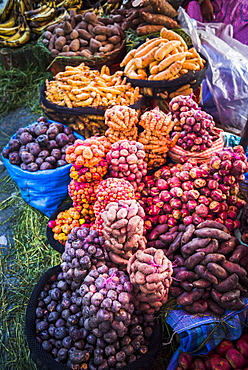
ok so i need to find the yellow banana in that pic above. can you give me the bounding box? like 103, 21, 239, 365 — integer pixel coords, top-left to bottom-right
0, 21, 31, 46
0, 24, 20, 36
24, 3, 49, 18
32, 8, 68, 33
28, 6, 56, 22
0, 15, 16, 28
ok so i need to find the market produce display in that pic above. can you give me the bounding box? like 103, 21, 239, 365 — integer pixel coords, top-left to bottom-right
177, 333, 248, 370
1, 117, 78, 171
121, 27, 205, 81
41, 10, 125, 58
44, 63, 142, 108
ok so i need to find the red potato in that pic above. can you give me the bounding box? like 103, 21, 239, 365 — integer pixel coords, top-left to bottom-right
175, 270, 199, 282
196, 239, 219, 254
220, 261, 247, 278
206, 299, 225, 316
209, 356, 231, 370
207, 262, 228, 280
177, 288, 204, 306
236, 338, 248, 358
215, 339, 234, 357
147, 223, 168, 240
192, 358, 206, 370
193, 279, 211, 288
225, 348, 245, 369
169, 286, 184, 297
184, 300, 208, 314
213, 273, 239, 293
184, 252, 206, 270
201, 253, 226, 265
181, 224, 195, 245
196, 220, 228, 231
216, 237, 238, 255
220, 290, 240, 302
178, 352, 193, 370
229, 244, 248, 263
181, 237, 211, 255
194, 228, 231, 241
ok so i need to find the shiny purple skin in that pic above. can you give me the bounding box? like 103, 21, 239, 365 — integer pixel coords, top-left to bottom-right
19, 132, 33, 145
8, 138, 21, 152
55, 133, 69, 148
26, 162, 39, 172
34, 123, 47, 136
8, 151, 21, 165
36, 134, 49, 147
26, 142, 41, 156
40, 162, 54, 170
21, 152, 34, 164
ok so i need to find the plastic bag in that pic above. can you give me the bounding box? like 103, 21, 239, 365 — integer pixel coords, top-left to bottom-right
177, 7, 248, 134
166, 299, 248, 370
2, 120, 84, 217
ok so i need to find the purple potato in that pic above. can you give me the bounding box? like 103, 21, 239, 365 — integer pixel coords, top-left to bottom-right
36, 134, 49, 147
19, 132, 33, 145
2, 147, 10, 158
57, 348, 68, 361
68, 133, 76, 142
47, 311, 60, 323
51, 149, 61, 160
9, 151, 21, 165
54, 326, 67, 340
61, 144, 71, 154
35, 157, 43, 167
46, 156, 57, 165
8, 139, 20, 151
26, 142, 41, 156
70, 349, 90, 364
16, 127, 29, 137
20, 163, 28, 170
34, 123, 47, 136
21, 152, 34, 164
46, 140, 58, 151
41, 340, 53, 352
46, 125, 60, 139
62, 336, 73, 349
56, 133, 69, 147
40, 162, 54, 170
63, 126, 73, 135
38, 150, 49, 159
26, 162, 39, 172
37, 116, 48, 123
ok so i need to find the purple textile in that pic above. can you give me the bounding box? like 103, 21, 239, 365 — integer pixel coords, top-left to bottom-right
185, 0, 248, 45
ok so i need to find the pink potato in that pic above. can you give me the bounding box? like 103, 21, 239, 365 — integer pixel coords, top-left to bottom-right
236, 338, 248, 358
225, 348, 245, 369
215, 339, 234, 357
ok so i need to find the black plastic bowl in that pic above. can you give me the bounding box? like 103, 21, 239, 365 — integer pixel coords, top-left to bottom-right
25, 265, 163, 370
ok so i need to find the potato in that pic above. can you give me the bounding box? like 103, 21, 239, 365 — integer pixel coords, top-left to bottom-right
108, 35, 122, 45
83, 11, 98, 24
99, 44, 115, 53
62, 44, 70, 52
76, 21, 88, 30
90, 38, 101, 51
44, 30, 53, 40
55, 36, 67, 51
79, 39, 88, 47
63, 21, 73, 35
93, 25, 112, 37
77, 28, 91, 40
95, 34, 107, 42
70, 29, 79, 39
69, 39, 80, 52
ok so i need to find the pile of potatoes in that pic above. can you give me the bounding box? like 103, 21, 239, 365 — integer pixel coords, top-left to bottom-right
42, 9, 125, 58
101, 200, 146, 269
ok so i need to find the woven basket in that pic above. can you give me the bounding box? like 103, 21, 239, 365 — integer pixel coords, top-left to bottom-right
48, 41, 127, 75
125, 53, 209, 99
40, 84, 148, 138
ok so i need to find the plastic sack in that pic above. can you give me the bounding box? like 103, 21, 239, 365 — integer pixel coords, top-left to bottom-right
2, 120, 84, 217
166, 299, 248, 370
177, 7, 248, 135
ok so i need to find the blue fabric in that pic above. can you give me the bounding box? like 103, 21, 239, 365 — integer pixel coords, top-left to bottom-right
166, 299, 248, 370
2, 120, 84, 217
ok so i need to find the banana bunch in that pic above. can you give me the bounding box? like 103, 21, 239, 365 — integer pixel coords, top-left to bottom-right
0, 15, 31, 47
24, 2, 69, 34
